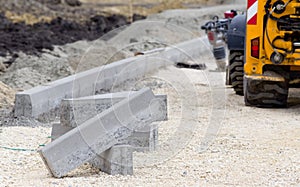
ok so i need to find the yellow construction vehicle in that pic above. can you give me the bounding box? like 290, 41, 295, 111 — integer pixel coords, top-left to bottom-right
226, 0, 300, 107
202, 0, 300, 107
243, 0, 300, 107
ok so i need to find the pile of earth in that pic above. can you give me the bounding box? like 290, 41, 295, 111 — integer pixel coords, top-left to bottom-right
0, 13, 128, 64
0, 0, 146, 66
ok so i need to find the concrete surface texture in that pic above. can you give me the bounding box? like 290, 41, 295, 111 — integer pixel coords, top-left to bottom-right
14, 37, 207, 118
39, 88, 165, 177
52, 122, 159, 152
60, 91, 167, 127
89, 144, 134, 176
52, 122, 158, 175
60, 92, 129, 127
52, 120, 157, 175
59, 91, 167, 153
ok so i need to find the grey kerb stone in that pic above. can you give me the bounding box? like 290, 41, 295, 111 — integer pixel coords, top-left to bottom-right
39, 88, 167, 178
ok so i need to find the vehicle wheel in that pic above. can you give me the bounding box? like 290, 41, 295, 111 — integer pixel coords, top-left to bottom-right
229, 51, 244, 95
213, 46, 226, 60
244, 72, 288, 107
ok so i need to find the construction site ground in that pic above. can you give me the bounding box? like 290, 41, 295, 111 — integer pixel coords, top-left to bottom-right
1, 0, 300, 186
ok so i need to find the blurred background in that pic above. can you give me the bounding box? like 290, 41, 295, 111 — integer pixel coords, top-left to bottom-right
0, 0, 237, 108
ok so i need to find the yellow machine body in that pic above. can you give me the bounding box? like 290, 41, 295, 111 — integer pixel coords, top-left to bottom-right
244, 0, 300, 77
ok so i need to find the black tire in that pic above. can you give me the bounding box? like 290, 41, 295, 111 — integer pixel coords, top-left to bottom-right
244, 73, 288, 108
229, 51, 244, 95
213, 46, 226, 60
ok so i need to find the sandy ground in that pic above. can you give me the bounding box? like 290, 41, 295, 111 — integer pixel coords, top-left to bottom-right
1, 57, 300, 186
1, 1, 300, 186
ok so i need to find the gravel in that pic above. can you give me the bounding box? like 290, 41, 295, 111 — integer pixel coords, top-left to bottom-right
1, 64, 300, 186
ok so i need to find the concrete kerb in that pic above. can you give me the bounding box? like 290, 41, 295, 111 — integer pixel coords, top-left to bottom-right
60, 92, 128, 127
60, 91, 167, 127
51, 124, 157, 175
51, 123, 135, 175
52, 123, 159, 153
58, 91, 167, 152
14, 37, 209, 118
89, 144, 134, 176
39, 88, 165, 178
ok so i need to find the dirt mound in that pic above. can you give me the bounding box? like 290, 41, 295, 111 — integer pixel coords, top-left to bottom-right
0, 49, 74, 90
0, 0, 151, 66
0, 13, 128, 65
